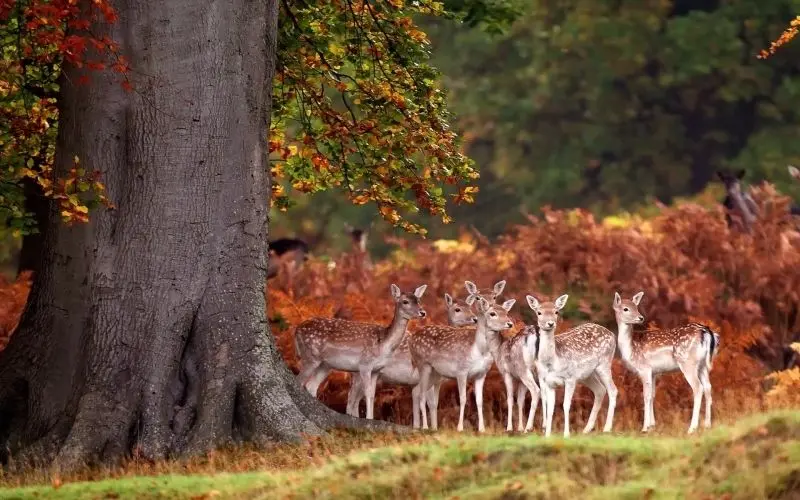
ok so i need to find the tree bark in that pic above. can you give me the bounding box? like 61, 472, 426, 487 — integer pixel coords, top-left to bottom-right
0, 0, 392, 470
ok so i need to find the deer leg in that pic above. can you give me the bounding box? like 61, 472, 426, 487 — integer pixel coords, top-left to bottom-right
475, 374, 487, 433
520, 373, 540, 433
650, 373, 659, 429
641, 369, 654, 432
346, 374, 364, 417
562, 379, 577, 438
456, 374, 468, 432
516, 380, 526, 431
539, 373, 548, 432
596, 363, 617, 433
502, 373, 515, 432
297, 360, 322, 394
305, 365, 331, 397
544, 382, 556, 437
581, 373, 606, 434
360, 367, 377, 420
699, 366, 713, 429
679, 361, 703, 434
411, 384, 421, 429
418, 365, 432, 430
429, 373, 443, 431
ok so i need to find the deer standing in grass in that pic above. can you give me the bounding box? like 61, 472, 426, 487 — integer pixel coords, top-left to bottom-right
345, 293, 478, 427
485, 323, 542, 432
411, 295, 516, 432
294, 284, 428, 420
527, 294, 618, 437
613, 292, 720, 434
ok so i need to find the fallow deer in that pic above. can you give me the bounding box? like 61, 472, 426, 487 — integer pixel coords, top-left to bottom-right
613, 291, 720, 434
267, 237, 309, 280
294, 283, 428, 419
717, 169, 760, 232
410, 296, 516, 432
464, 279, 506, 304
485, 324, 541, 432
527, 294, 618, 437
345, 293, 478, 427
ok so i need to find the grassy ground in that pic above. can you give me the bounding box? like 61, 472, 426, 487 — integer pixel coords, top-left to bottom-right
1, 411, 799, 500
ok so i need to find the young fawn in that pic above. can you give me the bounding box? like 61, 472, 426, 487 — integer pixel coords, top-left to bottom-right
345, 293, 478, 427
613, 292, 720, 434
410, 296, 516, 432
294, 283, 427, 419
485, 323, 541, 432
527, 294, 618, 437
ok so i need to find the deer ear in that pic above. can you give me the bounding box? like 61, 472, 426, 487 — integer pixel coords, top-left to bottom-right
614, 292, 622, 307
525, 295, 539, 310
465, 294, 476, 306
716, 170, 725, 181
501, 298, 516, 312
555, 294, 569, 310
789, 165, 800, 179
477, 297, 490, 313
632, 291, 644, 305
414, 284, 427, 299
736, 169, 746, 179
344, 222, 353, 232
493, 280, 507, 295
444, 293, 453, 307
390, 284, 401, 300
464, 281, 478, 295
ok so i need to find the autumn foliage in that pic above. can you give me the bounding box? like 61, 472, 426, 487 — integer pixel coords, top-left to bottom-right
267, 185, 800, 430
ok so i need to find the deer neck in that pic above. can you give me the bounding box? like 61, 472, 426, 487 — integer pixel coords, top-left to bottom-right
616, 320, 636, 362
484, 328, 504, 361
537, 326, 557, 365
473, 316, 494, 355
729, 188, 757, 225
381, 308, 410, 350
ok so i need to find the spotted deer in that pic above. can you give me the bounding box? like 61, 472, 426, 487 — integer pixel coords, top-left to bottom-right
345, 293, 478, 427
527, 294, 618, 437
294, 283, 428, 419
485, 324, 541, 432
410, 296, 516, 432
613, 292, 720, 434
464, 279, 506, 305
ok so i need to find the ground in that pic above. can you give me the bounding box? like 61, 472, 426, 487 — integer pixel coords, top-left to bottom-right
1, 410, 798, 499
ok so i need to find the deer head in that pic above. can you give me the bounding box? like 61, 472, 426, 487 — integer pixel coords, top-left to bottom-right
716, 169, 746, 195
344, 222, 371, 253
475, 296, 516, 331
525, 294, 568, 333
789, 165, 800, 181
390, 283, 428, 320
613, 291, 645, 326
444, 293, 478, 325
464, 279, 506, 304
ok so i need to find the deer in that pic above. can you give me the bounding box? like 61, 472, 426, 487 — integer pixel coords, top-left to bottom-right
410, 295, 516, 432
294, 283, 427, 420
717, 169, 760, 233
345, 292, 478, 428
526, 294, 618, 437
267, 237, 309, 280
613, 291, 720, 434
485, 323, 542, 432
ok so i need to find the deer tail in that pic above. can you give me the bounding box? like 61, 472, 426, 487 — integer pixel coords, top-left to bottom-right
701, 326, 719, 369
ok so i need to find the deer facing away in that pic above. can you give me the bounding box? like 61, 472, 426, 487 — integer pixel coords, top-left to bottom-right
345, 293, 478, 427
294, 283, 427, 419
613, 292, 720, 434
527, 294, 618, 437
410, 295, 516, 432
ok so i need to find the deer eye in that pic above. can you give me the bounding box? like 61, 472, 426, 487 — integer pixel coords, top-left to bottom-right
555, 311, 559, 315
402, 299, 410, 305
455, 308, 461, 312
623, 307, 629, 312
537, 311, 542, 316
489, 311, 497, 317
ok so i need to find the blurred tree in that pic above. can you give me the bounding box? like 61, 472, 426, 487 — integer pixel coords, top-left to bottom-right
421, 1, 800, 236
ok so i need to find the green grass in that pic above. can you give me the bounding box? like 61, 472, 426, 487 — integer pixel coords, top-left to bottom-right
2, 411, 799, 500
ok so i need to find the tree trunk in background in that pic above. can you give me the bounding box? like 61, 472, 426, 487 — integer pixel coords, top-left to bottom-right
0, 0, 383, 469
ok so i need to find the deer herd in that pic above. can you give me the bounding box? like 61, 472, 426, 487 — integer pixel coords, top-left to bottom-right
294, 280, 721, 437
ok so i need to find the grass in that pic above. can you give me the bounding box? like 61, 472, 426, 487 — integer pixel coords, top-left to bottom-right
1, 410, 798, 499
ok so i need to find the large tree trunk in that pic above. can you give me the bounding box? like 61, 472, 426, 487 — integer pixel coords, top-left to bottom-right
0, 0, 386, 470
